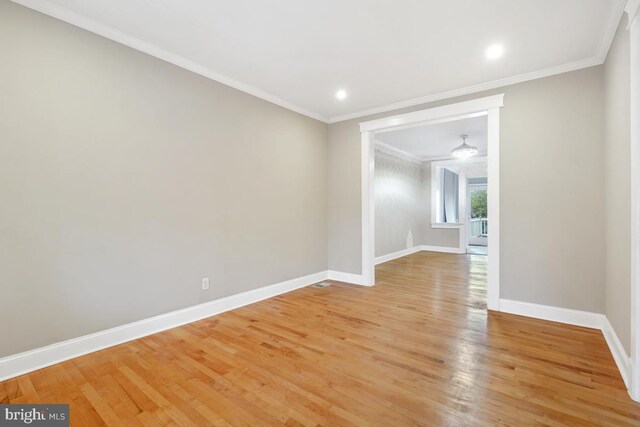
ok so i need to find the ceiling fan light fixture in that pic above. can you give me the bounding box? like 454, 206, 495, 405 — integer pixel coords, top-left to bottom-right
451, 134, 478, 159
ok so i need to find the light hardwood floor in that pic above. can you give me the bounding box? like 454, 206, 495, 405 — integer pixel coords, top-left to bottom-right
1, 251, 639, 426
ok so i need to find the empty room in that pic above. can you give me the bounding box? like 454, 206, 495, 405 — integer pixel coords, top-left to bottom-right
1, 0, 640, 425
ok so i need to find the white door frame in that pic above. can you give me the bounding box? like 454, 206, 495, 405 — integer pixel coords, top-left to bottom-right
359, 94, 504, 310
627, 0, 640, 403
467, 181, 489, 248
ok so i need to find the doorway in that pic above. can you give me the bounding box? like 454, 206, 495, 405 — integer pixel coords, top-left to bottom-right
359, 94, 503, 310
467, 177, 488, 255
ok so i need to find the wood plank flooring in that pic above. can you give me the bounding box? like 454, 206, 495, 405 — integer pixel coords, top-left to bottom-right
2, 251, 639, 426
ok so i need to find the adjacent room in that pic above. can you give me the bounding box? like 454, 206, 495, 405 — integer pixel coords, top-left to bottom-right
374, 115, 490, 261
2, 0, 640, 425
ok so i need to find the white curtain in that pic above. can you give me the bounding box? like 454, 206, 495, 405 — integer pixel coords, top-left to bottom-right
442, 168, 459, 223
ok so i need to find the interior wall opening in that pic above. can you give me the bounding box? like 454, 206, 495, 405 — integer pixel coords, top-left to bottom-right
371, 114, 489, 297
359, 94, 503, 309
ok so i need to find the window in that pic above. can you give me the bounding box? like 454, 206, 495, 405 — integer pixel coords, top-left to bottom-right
438, 168, 459, 223
430, 160, 468, 227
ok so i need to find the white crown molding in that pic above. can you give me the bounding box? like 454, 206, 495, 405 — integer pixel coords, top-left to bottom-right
375, 140, 488, 164
597, 0, 628, 61
331, 57, 598, 123
11, 0, 625, 126
430, 156, 489, 167
374, 141, 423, 164
626, 0, 640, 26
9, 0, 329, 123
331, 1, 626, 124
422, 151, 488, 163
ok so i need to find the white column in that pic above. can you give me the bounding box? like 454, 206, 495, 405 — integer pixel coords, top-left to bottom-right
361, 131, 375, 286
487, 107, 501, 311
627, 0, 640, 402
458, 172, 468, 254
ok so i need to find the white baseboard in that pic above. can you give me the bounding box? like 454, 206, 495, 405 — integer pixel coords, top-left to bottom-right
602, 317, 632, 389
420, 245, 462, 254
327, 270, 366, 286
499, 298, 632, 393
499, 299, 605, 329
374, 245, 463, 266
2, 271, 634, 402
374, 246, 422, 265
0, 271, 327, 382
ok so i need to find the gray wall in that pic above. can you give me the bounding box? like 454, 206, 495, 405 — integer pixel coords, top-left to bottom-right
603, 20, 631, 354
0, 0, 623, 360
0, 1, 328, 357
327, 120, 362, 273
374, 150, 424, 257
373, 150, 462, 258
328, 67, 606, 313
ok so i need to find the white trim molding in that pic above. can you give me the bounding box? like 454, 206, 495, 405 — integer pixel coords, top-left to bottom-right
499, 299, 632, 391
361, 131, 376, 286
499, 299, 604, 329
627, 0, 640, 403
331, 1, 626, 124
359, 95, 504, 133
9, 0, 328, 123
431, 223, 462, 229
374, 141, 423, 164
486, 108, 500, 311
327, 270, 365, 285
603, 318, 632, 389
429, 156, 488, 240
626, 0, 640, 27
420, 245, 461, 254
0, 266, 375, 381
421, 152, 488, 163
331, 59, 595, 123
11, 0, 625, 124
0, 271, 329, 381
598, 0, 630, 61
11, 0, 626, 125
374, 246, 422, 265
374, 245, 461, 265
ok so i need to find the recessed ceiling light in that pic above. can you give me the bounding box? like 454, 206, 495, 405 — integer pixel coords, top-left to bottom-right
336, 89, 347, 100
485, 44, 504, 60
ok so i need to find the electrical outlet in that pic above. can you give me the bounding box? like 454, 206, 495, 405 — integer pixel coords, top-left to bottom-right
201, 277, 210, 290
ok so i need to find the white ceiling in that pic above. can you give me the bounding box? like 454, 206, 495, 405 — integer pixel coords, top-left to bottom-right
376, 115, 487, 160
14, 0, 625, 122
